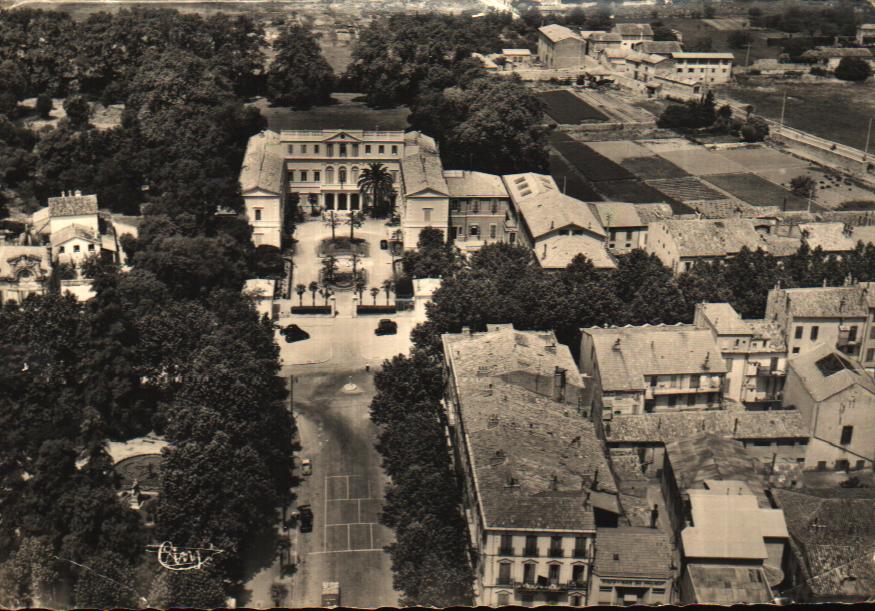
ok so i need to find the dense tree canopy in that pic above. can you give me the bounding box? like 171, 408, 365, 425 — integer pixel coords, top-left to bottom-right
267, 23, 334, 108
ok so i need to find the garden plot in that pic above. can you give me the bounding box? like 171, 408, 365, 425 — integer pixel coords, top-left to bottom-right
552, 140, 636, 182
703, 174, 812, 211
650, 147, 748, 176
595, 180, 690, 211
587, 140, 689, 179
549, 153, 604, 202
539, 90, 609, 124
647, 177, 730, 202
755, 167, 875, 210
716, 146, 810, 173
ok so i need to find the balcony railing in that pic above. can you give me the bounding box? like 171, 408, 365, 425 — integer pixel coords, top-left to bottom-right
523, 547, 539, 557
548, 547, 564, 558
573, 548, 587, 559
756, 365, 785, 377
514, 580, 582, 592
498, 546, 515, 556
497, 577, 513, 586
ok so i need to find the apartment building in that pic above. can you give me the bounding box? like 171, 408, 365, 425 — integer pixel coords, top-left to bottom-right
442, 324, 618, 607
580, 325, 728, 419
764, 285, 875, 361
783, 344, 875, 472
444, 170, 517, 253
694, 303, 787, 407
537, 24, 584, 69
669, 52, 734, 84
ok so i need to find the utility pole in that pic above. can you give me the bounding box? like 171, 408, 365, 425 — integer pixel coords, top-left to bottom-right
779, 90, 787, 127
745, 42, 752, 67
807, 184, 815, 214
865, 117, 873, 160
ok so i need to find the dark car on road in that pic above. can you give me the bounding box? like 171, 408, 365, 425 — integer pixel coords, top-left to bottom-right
374, 319, 397, 336
280, 324, 310, 343
297, 504, 313, 533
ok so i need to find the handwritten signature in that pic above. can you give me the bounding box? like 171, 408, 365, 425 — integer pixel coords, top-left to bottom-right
147, 541, 224, 571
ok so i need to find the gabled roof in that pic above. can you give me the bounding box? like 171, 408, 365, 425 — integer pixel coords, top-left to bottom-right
589, 31, 624, 43
665, 435, 765, 499
635, 40, 684, 55
654, 219, 799, 258
802, 46, 873, 59
593, 202, 644, 228
50, 224, 100, 246
585, 324, 727, 392
594, 527, 673, 579
799, 222, 857, 252
686, 564, 772, 604
787, 343, 875, 402
442, 325, 616, 531
770, 285, 873, 319
537, 234, 616, 270
538, 23, 582, 43
443, 170, 508, 199
517, 191, 606, 239
240, 130, 283, 195
401, 132, 448, 197
697, 303, 752, 335
47, 193, 98, 217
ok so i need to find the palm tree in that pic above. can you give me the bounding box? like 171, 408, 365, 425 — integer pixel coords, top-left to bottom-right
295, 283, 306, 306
355, 276, 366, 302
357, 163, 395, 218
382, 279, 394, 305
321, 255, 338, 285
308, 281, 319, 305
370, 287, 380, 305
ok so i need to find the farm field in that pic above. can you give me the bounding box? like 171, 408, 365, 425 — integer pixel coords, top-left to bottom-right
645, 145, 748, 176
549, 153, 604, 202
716, 78, 875, 151
595, 179, 690, 212
757, 167, 875, 209
552, 140, 636, 182
586, 140, 689, 179
538, 90, 609, 124
703, 173, 813, 211
647, 176, 728, 202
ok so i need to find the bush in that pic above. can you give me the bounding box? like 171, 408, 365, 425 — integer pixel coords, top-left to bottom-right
835, 57, 872, 82
740, 116, 770, 142
790, 175, 816, 197
357, 305, 397, 315
291, 305, 332, 314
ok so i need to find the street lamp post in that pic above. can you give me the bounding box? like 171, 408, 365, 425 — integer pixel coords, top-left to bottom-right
779, 91, 787, 127
865, 117, 873, 160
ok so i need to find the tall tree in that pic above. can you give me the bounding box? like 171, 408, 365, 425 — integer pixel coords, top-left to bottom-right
357, 163, 395, 218
266, 23, 334, 109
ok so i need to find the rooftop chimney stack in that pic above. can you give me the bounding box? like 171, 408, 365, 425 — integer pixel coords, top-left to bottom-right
650, 504, 659, 529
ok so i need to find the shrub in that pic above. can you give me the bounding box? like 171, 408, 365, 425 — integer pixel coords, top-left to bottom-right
740, 116, 770, 142
790, 175, 816, 197
835, 57, 872, 82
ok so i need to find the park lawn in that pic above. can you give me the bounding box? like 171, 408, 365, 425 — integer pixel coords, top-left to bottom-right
716, 78, 875, 151
703, 173, 811, 210
538, 90, 609, 124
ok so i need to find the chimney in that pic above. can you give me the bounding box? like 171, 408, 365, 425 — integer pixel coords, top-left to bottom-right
703, 352, 711, 369
74, 189, 82, 197
462, 326, 471, 336
613, 338, 622, 351
591, 469, 599, 491
550, 474, 559, 491
546, 340, 557, 354
733, 418, 739, 435
542, 244, 547, 259
584, 490, 591, 509
650, 504, 659, 529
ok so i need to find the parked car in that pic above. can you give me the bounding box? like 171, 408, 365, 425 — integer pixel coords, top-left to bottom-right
375, 319, 397, 336
301, 458, 312, 476
281, 324, 309, 343
297, 504, 313, 533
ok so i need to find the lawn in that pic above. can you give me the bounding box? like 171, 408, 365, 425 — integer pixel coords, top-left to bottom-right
703, 173, 812, 210
716, 78, 875, 151
549, 153, 604, 202
538, 90, 609, 124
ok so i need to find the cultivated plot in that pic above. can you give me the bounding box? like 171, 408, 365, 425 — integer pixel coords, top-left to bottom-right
702, 173, 812, 210
553, 140, 636, 182
538, 90, 609, 124
649, 147, 748, 176
716, 146, 810, 173
595, 180, 687, 211
647, 177, 730, 202
549, 153, 604, 202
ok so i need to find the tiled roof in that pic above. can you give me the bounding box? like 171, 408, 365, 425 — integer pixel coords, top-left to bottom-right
770, 285, 873, 318
636, 41, 683, 55
682, 487, 788, 560
671, 52, 735, 60
697, 303, 751, 335
604, 409, 809, 444
593, 202, 643, 228
539, 23, 581, 43
594, 527, 673, 579
787, 343, 875, 402
613, 23, 654, 37
602, 47, 630, 59
635, 203, 674, 224
773, 488, 875, 597
442, 170, 508, 198
686, 564, 773, 604
50, 224, 100, 246
401, 132, 448, 197
503, 172, 557, 201
585, 324, 726, 392
654, 219, 800, 258
239, 130, 283, 195
744, 319, 787, 351
47, 193, 98, 217
590, 32, 624, 42
517, 191, 606, 239
664, 434, 766, 496
688, 199, 762, 219
442, 325, 616, 531
799, 222, 857, 252
625, 51, 666, 64
536, 234, 616, 270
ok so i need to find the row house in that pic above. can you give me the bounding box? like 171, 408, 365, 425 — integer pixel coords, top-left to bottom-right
442, 325, 620, 607
694, 303, 787, 407
783, 344, 875, 472
443, 170, 517, 253
579, 324, 728, 420
503, 173, 614, 270
537, 24, 585, 69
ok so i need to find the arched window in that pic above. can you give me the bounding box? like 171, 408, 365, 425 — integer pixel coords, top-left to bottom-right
351, 166, 360, 182
325, 166, 334, 183
16, 269, 32, 281
339, 166, 348, 184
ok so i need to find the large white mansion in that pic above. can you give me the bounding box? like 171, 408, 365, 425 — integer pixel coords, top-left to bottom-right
239, 128, 616, 267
